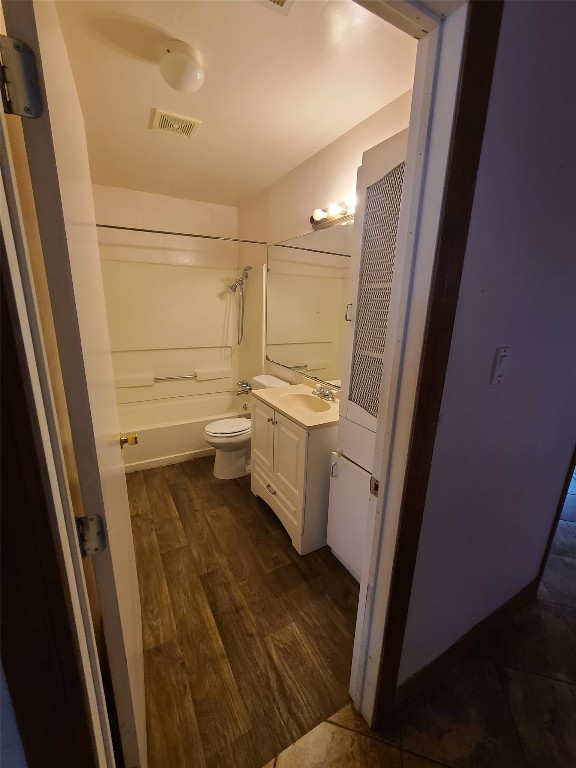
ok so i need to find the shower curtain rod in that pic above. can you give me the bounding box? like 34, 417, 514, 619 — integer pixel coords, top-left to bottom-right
96, 223, 266, 245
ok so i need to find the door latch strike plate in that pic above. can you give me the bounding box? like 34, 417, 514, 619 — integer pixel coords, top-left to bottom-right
76, 515, 107, 558
370, 476, 379, 497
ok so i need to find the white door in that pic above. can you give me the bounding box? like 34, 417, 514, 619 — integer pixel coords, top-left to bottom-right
2, 2, 146, 766
340, 130, 409, 433
327, 453, 372, 581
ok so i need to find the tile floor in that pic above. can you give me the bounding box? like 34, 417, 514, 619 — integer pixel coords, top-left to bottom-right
263, 469, 576, 768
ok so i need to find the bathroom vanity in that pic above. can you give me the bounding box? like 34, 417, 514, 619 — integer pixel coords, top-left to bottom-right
251, 384, 338, 555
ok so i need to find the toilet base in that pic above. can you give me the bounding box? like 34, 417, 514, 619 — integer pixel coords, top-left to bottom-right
213, 447, 250, 480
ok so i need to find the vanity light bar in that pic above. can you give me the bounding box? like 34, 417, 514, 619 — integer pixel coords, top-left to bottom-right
310, 194, 356, 230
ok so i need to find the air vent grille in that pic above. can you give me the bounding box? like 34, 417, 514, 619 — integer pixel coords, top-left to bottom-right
150, 108, 201, 138
258, 0, 295, 15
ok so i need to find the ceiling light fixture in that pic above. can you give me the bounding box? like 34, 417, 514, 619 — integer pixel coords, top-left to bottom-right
310, 195, 356, 230
159, 40, 205, 93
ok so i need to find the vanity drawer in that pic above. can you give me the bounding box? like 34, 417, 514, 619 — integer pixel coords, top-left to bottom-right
252, 463, 299, 543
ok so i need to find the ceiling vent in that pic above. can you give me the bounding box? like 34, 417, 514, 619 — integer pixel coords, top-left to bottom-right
258, 0, 295, 15
150, 108, 201, 138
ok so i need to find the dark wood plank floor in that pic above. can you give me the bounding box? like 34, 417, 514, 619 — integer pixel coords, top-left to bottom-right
127, 457, 359, 768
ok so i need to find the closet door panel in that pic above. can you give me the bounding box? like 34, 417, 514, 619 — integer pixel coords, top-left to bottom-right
273, 413, 307, 504
341, 131, 408, 432
250, 398, 275, 475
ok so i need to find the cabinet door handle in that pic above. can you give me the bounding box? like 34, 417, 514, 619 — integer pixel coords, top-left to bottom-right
331, 461, 338, 478
345, 303, 353, 321
266, 484, 277, 495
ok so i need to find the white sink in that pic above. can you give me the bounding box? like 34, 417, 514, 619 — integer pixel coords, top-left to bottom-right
278, 392, 332, 413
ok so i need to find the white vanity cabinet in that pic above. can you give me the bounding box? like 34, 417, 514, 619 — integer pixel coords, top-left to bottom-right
251, 395, 337, 555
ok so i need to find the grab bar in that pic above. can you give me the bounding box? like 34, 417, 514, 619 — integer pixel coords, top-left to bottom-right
153, 374, 198, 382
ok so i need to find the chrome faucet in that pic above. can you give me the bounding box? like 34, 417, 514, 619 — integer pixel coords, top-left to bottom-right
311, 383, 337, 402
237, 379, 252, 395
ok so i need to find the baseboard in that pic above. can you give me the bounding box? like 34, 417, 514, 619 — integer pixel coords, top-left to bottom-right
124, 447, 215, 473
393, 577, 539, 710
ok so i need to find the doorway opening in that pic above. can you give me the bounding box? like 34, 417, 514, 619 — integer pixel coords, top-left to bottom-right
52, 1, 417, 764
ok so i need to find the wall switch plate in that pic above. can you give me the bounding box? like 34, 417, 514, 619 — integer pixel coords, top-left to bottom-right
491, 346, 510, 384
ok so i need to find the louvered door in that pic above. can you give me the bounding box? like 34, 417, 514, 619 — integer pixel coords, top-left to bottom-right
340, 131, 408, 433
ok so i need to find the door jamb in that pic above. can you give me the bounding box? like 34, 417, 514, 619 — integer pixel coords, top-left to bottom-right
352, 0, 505, 724
1, 112, 115, 766
349, 0, 505, 725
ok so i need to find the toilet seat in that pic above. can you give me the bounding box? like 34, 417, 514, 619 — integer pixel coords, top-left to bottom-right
205, 418, 251, 437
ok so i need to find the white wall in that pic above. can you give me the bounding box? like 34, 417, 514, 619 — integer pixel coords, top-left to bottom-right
398, 0, 576, 683
93, 185, 238, 239
238, 92, 412, 386
239, 91, 412, 245
93, 185, 266, 469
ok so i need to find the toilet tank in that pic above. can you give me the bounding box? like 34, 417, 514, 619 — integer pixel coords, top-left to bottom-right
251, 374, 288, 390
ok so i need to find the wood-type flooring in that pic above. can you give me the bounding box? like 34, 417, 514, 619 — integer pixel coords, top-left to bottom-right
127, 457, 359, 768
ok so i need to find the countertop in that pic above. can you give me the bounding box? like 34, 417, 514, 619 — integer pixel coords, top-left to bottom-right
251, 384, 339, 429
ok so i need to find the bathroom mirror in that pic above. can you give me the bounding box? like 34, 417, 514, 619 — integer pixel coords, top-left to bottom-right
266, 223, 353, 384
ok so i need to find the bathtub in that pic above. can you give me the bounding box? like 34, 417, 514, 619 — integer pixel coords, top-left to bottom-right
119, 391, 251, 472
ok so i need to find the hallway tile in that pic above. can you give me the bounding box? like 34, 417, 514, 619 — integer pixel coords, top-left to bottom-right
400, 657, 525, 768
327, 703, 400, 746
274, 721, 401, 767
561, 493, 576, 522
550, 520, 576, 558
475, 600, 576, 684
559, 605, 576, 638
500, 666, 576, 768
536, 579, 554, 602
402, 754, 452, 768
542, 554, 576, 608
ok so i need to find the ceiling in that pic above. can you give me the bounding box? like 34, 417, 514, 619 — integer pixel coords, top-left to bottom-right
55, 0, 416, 206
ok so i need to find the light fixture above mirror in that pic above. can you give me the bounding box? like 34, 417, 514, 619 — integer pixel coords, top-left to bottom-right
310, 193, 357, 230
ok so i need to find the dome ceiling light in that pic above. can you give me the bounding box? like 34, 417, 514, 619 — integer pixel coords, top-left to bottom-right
158, 40, 205, 93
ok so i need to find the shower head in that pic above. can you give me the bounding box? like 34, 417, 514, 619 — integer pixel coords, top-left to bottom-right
228, 281, 239, 293
243, 266, 252, 272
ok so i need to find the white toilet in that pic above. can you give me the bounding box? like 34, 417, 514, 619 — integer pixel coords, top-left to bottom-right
204, 375, 287, 479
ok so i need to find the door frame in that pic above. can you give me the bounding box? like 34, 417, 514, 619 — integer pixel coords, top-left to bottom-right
2, 1, 146, 765
350, 0, 504, 724
1, 124, 114, 764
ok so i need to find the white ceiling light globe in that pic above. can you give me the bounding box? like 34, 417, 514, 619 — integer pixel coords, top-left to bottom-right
159, 40, 204, 93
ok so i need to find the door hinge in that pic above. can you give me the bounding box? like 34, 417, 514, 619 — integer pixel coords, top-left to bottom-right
76, 515, 107, 558
0, 34, 43, 118
370, 476, 379, 497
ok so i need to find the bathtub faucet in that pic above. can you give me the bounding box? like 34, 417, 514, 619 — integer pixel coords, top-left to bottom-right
237, 380, 252, 395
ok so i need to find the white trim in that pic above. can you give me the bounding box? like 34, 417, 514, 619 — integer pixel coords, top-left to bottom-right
350, 1, 470, 724
1, 118, 114, 766
354, 0, 441, 39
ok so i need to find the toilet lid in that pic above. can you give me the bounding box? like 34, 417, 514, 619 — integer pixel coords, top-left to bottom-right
205, 418, 251, 437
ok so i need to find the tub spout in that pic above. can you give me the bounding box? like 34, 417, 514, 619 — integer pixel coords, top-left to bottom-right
237, 380, 252, 395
